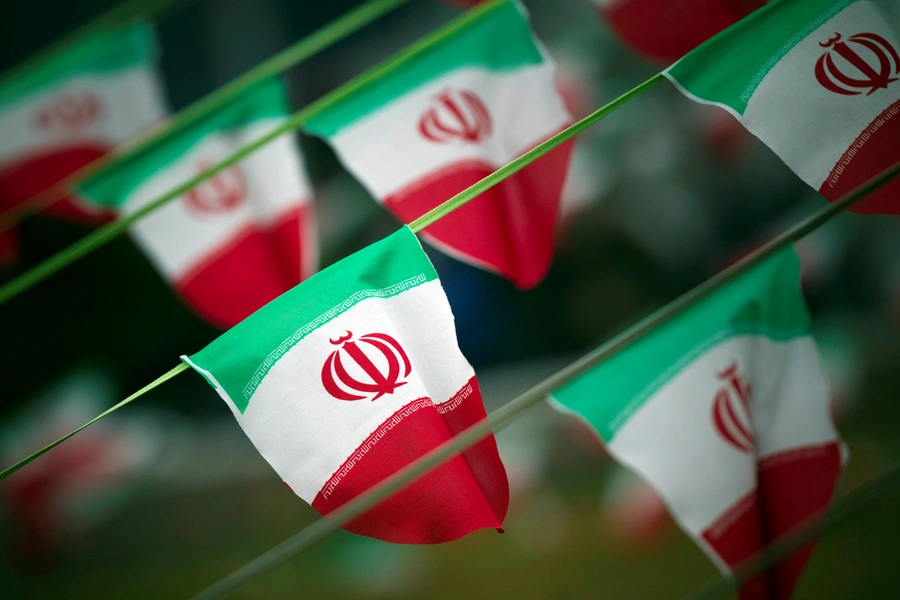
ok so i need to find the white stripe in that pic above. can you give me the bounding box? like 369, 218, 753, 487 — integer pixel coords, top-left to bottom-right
0, 66, 167, 165
327, 63, 571, 201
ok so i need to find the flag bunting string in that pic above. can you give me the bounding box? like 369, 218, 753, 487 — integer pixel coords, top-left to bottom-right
2, 156, 897, 527
4, 1, 898, 598
0, 0, 512, 306
0, 0, 415, 233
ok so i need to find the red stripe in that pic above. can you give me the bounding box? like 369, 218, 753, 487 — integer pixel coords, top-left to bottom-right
0, 144, 117, 223
311, 376, 509, 544
176, 204, 313, 328
601, 0, 765, 64
820, 99, 900, 215
701, 442, 842, 599
384, 130, 574, 289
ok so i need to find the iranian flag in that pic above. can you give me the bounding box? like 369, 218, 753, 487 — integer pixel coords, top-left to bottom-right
304, 1, 573, 289
181, 226, 509, 543
78, 78, 315, 328
550, 248, 845, 599
0, 23, 168, 262
665, 0, 900, 214
594, 0, 766, 63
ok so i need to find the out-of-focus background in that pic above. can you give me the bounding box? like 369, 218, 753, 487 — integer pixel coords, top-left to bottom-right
1, 0, 899, 598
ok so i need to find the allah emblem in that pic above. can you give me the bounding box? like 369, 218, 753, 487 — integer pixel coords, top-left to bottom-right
418, 88, 492, 144
184, 161, 247, 213
711, 361, 753, 453
321, 331, 412, 401
34, 91, 102, 130
815, 32, 900, 96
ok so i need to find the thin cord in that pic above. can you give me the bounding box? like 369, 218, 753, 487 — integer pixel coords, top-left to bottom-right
0, 363, 187, 480
188, 161, 900, 600
0, 0, 416, 233
0, 0, 511, 306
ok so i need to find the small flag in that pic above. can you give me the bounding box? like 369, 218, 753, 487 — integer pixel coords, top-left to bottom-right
550, 248, 844, 599
594, 0, 765, 63
78, 78, 316, 328
181, 226, 509, 543
0, 23, 169, 261
305, 1, 573, 289
665, 0, 900, 214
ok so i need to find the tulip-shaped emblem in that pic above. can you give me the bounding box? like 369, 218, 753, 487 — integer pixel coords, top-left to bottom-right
815, 32, 900, 96
184, 160, 248, 213
711, 361, 754, 453
34, 91, 102, 130
418, 88, 493, 144
321, 331, 412, 401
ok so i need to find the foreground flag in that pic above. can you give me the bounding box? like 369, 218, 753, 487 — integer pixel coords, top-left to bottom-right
666, 0, 900, 214
551, 248, 844, 599
182, 226, 509, 543
305, 1, 573, 289
0, 23, 168, 262
79, 78, 315, 328
594, 0, 765, 63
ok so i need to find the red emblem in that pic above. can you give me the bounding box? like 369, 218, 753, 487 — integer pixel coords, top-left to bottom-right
418, 88, 492, 144
711, 361, 753, 453
321, 331, 412, 401
34, 91, 102, 130
184, 161, 247, 213
815, 32, 900, 96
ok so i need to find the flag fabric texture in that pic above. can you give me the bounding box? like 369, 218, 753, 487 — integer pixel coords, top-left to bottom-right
665, 0, 900, 214
595, 0, 766, 63
305, 1, 573, 289
550, 248, 844, 599
78, 78, 315, 328
0, 23, 168, 262
182, 226, 509, 544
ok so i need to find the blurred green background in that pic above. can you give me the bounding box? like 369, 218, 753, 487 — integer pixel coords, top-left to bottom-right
1, 0, 899, 598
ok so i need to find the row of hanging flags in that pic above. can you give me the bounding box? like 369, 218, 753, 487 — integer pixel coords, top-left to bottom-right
2, 0, 899, 596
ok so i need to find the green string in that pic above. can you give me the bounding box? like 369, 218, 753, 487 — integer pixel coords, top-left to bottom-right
190, 162, 900, 600
0, 363, 187, 481
0, 0, 192, 89
0, 0, 416, 233
409, 73, 665, 232
0, 0, 510, 307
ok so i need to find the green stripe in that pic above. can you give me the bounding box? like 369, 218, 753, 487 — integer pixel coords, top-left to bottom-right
183, 226, 439, 413
78, 77, 290, 208
665, 0, 861, 115
0, 22, 158, 110
552, 247, 811, 441
304, 1, 544, 137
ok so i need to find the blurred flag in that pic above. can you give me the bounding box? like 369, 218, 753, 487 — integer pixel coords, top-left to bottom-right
550, 248, 845, 600
0, 23, 168, 263
1, 368, 159, 565
182, 227, 508, 543
78, 78, 316, 328
666, 0, 900, 214
594, 0, 765, 63
305, 1, 573, 289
